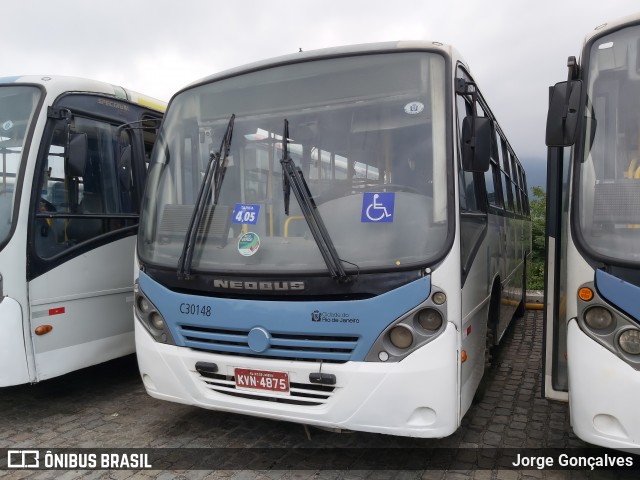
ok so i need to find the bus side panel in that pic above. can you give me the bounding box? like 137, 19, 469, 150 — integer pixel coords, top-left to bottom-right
0, 297, 30, 386
497, 217, 521, 343
567, 320, 640, 450
459, 230, 493, 415
27, 236, 136, 381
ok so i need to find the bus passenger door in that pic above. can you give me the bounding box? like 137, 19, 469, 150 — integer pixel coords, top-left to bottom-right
543, 144, 571, 401
26, 112, 147, 381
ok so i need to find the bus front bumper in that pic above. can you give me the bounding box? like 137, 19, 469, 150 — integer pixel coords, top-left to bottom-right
135, 321, 460, 438
567, 319, 640, 451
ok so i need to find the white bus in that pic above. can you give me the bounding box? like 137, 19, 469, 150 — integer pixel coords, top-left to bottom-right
134, 42, 531, 437
0, 76, 165, 386
544, 13, 640, 450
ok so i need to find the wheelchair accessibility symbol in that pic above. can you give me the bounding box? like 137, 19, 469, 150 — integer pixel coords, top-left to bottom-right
361, 192, 395, 223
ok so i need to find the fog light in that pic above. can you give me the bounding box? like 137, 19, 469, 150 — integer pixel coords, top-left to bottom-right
584, 306, 613, 330
389, 326, 413, 349
619, 330, 640, 355
150, 312, 164, 330
416, 308, 443, 331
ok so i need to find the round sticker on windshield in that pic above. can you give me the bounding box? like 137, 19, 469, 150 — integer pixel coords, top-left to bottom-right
404, 102, 424, 115
2, 120, 13, 131
238, 232, 260, 257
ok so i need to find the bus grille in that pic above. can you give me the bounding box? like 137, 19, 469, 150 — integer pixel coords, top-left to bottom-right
178, 325, 358, 363
194, 370, 336, 406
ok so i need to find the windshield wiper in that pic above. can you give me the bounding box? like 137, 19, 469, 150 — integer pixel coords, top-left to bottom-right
177, 113, 235, 279
280, 119, 350, 282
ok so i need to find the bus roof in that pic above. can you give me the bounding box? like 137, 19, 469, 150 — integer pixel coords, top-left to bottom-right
0, 75, 166, 112
583, 12, 640, 46
178, 40, 463, 98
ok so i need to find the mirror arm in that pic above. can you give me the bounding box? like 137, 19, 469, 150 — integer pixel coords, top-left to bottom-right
567, 55, 579, 81
562, 56, 580, 127
456, 77, 480, 144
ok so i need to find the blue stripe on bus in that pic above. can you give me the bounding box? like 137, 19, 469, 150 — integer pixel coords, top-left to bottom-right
138, 271, 430, 362
595, 269, 640, 322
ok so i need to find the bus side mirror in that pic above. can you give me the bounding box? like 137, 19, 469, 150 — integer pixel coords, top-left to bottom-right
66, 132, 88, 177
546, 80, 582, 147
462, 116, 491, 172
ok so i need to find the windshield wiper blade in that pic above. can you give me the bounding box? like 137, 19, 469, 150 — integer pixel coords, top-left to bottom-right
280, 119, 349, 282
177, 114, 235, 279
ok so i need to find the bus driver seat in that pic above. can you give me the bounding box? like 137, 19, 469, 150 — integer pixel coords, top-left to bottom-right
65, 151, 105, 244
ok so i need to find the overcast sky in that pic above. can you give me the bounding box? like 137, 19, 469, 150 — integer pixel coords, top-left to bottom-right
2, 1, 639, 163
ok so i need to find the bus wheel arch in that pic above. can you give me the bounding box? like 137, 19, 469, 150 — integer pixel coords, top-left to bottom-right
474, 278, 501, 403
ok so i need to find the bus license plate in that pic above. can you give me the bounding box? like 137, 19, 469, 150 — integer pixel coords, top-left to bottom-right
234, 368, 290, 394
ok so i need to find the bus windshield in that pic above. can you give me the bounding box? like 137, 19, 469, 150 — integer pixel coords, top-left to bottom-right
139, 52, 449, 274
0, 85, 41, 247
577, 26, 640, 266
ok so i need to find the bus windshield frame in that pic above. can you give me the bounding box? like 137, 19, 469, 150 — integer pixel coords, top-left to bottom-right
0, 84, 42, 250
138, 51, 453, 276
573, 23, 640, 271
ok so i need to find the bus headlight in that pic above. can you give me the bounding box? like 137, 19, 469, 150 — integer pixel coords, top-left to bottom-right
149, 312, 165, 330
583, 306, 614, 330
137, 296, 152, 315
364, 285, 447, 362
134, 282, 174, 344
618, 329, 640, 355
389, 326, 413, 349
416, 308, 443, 331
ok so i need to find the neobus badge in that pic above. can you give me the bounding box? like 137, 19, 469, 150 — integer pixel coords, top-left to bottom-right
212, 279, 305, 291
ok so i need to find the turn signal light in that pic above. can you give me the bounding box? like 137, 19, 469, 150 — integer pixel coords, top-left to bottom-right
35, 325, 53, 335
578, 287, 594, 302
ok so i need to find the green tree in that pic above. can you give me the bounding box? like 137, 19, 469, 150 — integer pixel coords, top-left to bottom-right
528, 186, 546, 290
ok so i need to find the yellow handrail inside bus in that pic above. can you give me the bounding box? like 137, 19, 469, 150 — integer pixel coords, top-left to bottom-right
284, 216, 304, 238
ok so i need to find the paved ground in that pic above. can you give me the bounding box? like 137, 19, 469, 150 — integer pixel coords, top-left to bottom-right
0, 310, 634, 479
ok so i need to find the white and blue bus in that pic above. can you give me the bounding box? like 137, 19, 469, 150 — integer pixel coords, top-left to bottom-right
544, 13, 640, 450
135, 42, 531, 437
0, 76, 165, 386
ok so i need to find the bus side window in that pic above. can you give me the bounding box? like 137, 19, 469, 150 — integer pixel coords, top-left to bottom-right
455, 80, 480, 212
498, 137, 514, 211
34, 116, 138, 258
485, 123, 502, 208
456, 67, 489, 282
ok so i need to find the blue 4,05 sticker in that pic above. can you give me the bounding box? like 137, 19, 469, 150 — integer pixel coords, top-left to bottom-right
361, 192, 394, 223
232, 203, 260, 225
